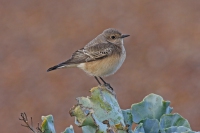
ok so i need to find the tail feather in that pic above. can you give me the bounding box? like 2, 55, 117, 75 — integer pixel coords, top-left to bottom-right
47, 60, 78, 72
47, 65, 58, 72
47, 63, 67, 72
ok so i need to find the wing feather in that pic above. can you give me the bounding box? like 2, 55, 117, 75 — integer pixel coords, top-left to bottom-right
64, 43, 114, 65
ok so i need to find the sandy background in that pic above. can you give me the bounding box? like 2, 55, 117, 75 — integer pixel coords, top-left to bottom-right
1, 0, 200, 132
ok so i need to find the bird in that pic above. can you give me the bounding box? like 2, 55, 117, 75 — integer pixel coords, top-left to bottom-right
47, 28, 129, 89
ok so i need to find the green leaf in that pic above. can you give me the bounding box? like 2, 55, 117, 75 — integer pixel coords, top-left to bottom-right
131, 93, 173, 123
92, 114, 108, 133
70, 86, 127, 132
133, 123, 145, 133
70, 105, 96, 127
160, 113, 191, 129
62, 125, 75, 133
118, 130, 129, 133
41, 115, 56, 133
82, 126, 96, 133
161, 126, 193, 133
122, 109, 133, 132
142, 119, 160, 133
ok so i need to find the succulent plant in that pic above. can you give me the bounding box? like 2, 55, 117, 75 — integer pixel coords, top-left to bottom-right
20, 86, 199, 133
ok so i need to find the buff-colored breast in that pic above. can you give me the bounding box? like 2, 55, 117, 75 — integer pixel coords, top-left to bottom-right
77, 51, 126, 77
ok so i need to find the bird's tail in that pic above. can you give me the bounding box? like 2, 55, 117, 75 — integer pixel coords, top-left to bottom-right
47, 62, 66, 72
47, 63, 64, 72
47, 60, 77, 72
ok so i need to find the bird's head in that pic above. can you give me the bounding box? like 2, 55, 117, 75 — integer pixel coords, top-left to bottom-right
102, 28, 129, 45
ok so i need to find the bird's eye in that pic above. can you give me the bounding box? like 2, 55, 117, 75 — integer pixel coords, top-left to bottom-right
111, 36, 116, 39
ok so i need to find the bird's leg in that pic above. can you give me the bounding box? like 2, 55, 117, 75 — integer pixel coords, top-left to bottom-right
99, 77, 106, 84
94, 76, 101, 85
99, 77, 113, 90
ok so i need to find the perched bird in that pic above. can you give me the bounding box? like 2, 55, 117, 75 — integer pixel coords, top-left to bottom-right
47, 28, 129, 89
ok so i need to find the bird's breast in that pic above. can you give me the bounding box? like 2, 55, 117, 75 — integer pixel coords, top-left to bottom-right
78, 46, 126, 77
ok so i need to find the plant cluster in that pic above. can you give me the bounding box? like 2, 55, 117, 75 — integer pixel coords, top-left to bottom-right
20, 86, 199, 133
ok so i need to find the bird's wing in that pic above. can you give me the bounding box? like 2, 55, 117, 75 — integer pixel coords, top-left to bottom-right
47, 43, 114, 71
66, 43, 114, 64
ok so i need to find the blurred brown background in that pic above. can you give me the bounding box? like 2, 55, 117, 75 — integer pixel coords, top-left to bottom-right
1, 0, 200, 132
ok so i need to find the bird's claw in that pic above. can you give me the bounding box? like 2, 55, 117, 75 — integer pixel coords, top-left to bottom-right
99, 83, 116, 98
103, 83, 113, 91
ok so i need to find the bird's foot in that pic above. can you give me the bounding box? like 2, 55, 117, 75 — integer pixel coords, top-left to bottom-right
100, 83, 116, 97
103, 83, 113, 91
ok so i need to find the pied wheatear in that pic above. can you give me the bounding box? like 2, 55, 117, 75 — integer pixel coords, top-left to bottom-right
47, 28, 129, 89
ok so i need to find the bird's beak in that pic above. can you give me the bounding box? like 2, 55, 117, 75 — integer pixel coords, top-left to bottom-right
121, 34, 130, 38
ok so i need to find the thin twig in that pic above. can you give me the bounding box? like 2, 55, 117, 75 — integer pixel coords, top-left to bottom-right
37, 122, 42, 132
19, 112, 37, 133
31, 117, 33, 127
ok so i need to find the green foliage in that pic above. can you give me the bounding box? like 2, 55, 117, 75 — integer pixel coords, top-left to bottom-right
41, 115, 56, 133
160, 113, 191, 129
24, 86, 199, 133
69, 86, 127, 132
62, 125, 74, 133
130, 94, 196, 133
131, 94, 173, 123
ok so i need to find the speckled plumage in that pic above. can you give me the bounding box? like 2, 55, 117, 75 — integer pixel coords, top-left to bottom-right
47, 28, 129, 85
